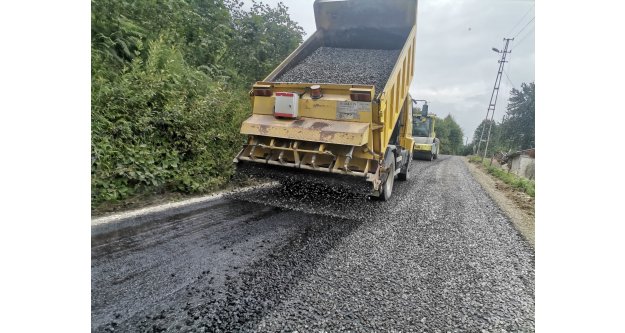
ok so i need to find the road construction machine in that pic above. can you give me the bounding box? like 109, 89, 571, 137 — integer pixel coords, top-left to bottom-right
234, 0, 419, 200
411, 101, 440, 161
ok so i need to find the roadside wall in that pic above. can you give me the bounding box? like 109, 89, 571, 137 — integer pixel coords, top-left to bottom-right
510, 155, 535, 180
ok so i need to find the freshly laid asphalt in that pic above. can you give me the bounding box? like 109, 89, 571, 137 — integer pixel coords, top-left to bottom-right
91, 155, 534, 332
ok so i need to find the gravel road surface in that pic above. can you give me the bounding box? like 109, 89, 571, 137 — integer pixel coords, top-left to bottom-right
92, 155, 534, 332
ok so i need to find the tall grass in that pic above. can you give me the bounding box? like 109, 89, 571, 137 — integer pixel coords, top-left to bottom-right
468, 156, 535, 197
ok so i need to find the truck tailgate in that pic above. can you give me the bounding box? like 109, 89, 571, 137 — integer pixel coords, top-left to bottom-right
240, 114, 369, 146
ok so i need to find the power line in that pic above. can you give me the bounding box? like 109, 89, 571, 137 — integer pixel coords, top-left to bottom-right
505, 4, 535, 37
504, 69, 517, 91
513, 16, 534, 39
502, 41, 517, 92
514, 25, 535, 48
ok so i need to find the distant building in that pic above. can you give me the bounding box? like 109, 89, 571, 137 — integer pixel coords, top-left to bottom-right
505, 148, 535, 180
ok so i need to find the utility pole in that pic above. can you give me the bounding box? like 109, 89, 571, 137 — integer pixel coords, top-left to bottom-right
476, 38, 513, 161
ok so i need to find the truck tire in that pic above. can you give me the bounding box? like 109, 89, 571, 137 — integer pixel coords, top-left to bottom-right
398, 151, 410, 181
380, 158, 396, 201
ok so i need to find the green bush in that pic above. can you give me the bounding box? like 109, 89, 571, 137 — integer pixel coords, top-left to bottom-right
91, 38, 249, 203
91, 1, 304, 206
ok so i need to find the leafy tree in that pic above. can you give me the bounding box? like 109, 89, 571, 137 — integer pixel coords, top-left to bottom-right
443, 115, 464, 154
225, 1, 304, 83
472, 119, 501, 157
435, 115, 464, 155
472, 82, 535, 156
472, 119, 495, 146
500, 82, 535, 150
435, 116, 449, 149
461, 143, 475, 156
470, 82, 535, 157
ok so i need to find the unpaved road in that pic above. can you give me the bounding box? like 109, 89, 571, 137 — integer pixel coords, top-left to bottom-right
91, 155, 534, 332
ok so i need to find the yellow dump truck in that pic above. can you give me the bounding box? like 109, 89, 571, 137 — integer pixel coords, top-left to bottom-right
234, 0, 418, 200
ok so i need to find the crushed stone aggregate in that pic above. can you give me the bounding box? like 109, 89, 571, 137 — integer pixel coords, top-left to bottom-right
273, 47, 401, 94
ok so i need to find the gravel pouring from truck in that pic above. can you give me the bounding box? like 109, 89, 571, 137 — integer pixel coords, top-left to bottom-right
234, 0, 419, 200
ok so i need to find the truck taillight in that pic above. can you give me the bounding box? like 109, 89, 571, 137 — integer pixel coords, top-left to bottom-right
253, 88, 273, 97
310, 85, 323, 99
350, 92, 371, 102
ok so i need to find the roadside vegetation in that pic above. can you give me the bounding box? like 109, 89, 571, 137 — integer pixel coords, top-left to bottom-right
91, 0, 304, 207
434, 115, 464, 155
469, 155, 535, 197
465, 82, 535, 156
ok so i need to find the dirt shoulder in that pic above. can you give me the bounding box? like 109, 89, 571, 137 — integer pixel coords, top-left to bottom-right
463, 157, 535, 248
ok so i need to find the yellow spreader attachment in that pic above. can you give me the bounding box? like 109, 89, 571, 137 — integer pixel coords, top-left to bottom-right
234, 115, 382, 189
240, 114, 370, 146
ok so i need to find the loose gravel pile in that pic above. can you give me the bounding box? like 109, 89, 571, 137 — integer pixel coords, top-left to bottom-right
254, 157, 535, 332
274, 47, 401, 94
92, 156, 535, 332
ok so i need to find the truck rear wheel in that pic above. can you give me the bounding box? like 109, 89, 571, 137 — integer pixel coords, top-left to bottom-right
398, 152, 410, 181
380, 158, 395, 201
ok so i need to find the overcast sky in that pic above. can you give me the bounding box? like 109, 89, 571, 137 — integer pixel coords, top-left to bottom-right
256, 0, 535, 140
